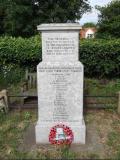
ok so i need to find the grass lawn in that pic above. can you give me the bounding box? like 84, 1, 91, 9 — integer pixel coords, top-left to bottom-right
0, 78, 120, 159
0, 109, 120, 159
84, 78, 120, 96
0, 110, 37, 159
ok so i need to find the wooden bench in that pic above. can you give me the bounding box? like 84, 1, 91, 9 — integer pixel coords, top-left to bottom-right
21, 69, 37, 106
0, 90, 8, 113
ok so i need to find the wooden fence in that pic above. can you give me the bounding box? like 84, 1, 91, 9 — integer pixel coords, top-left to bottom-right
7, 93, 120, 113
84, 95, 117, 109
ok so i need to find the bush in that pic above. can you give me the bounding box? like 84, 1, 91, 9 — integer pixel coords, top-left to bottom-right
0, 64, 24, 89
0, 35, 41, 68
0, 36, 120, 78
80, 39, 120, 77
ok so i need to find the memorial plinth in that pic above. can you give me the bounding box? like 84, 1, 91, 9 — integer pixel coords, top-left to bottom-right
35, 23, 86, 144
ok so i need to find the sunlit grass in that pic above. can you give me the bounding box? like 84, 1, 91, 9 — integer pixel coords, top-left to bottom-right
0, 109, 120, 159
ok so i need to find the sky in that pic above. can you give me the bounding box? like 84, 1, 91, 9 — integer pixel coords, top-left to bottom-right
80, 0, 112, 25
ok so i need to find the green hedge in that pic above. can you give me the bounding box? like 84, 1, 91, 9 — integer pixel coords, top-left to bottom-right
80, 39, 120, 77
0, 36, 120, 78
0, 36, 41, 68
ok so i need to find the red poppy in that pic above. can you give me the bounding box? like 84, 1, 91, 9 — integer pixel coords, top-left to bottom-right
49, 124, 74, 145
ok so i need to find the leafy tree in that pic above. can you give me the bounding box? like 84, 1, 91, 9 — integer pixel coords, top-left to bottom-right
82, 22, 96, 28
0, 0, 7, 35
36, 0, 91, 23
1, 0, 91, 37
3, 0, 40, 37
96, 0, 120, 39
0, 8, 4, 35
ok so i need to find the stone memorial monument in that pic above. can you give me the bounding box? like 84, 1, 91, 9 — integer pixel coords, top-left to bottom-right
35, 23, 86, 144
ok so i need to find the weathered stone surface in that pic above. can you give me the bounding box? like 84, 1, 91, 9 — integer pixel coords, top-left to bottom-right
42, 31, 79, 62
35, 23, 86, 144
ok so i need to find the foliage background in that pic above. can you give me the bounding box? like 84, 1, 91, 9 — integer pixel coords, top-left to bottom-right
0, 36, 120, 79
0, 0, 91, 37
96, 0, 120, 39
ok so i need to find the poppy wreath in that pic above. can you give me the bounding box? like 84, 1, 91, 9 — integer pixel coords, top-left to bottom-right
49, 124, 74, 145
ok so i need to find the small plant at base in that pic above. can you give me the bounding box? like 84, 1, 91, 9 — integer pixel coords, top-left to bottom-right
59, 144, 76, 159
24, 112, 31, 120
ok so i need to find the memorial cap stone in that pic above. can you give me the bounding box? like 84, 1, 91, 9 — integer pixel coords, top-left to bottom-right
37, 23, 82, 31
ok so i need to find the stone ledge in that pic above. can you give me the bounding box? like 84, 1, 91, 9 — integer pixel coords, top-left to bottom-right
37, 23, 82, 31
